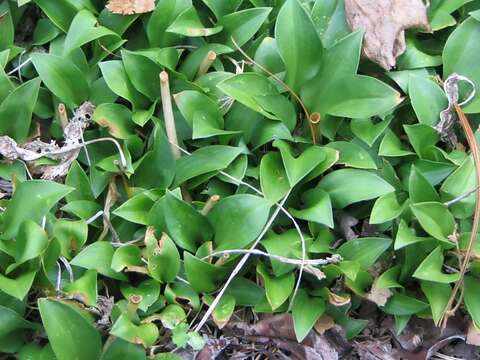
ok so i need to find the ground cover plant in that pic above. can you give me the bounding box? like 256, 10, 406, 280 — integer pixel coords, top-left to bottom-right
1, 0, 480, 358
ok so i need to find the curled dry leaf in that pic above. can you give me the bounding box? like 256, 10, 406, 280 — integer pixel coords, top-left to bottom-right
106, 0, 155, 15
344, 0, 430, 70
366, 282, 393, 306
328, 291, 351, 307
314, 315, 335, 335
0, 102, 94, 180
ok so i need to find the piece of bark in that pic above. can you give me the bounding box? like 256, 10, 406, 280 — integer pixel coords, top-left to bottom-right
344, 0, 430, 70
106, 0, 155, 15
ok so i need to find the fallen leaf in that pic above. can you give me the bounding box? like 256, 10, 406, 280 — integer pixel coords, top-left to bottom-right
355, 340, 399, 360
328, 291, 351, 307
466, 322, 480, 346
106, 0, 155, 15
366, 282, 393, 306
314, 315, 335, 335
344, 0, 430, 70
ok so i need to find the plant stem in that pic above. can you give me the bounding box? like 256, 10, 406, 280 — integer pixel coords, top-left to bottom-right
196, 50, 216, 79
58, 103, 69, 129
160, 71, 181, 160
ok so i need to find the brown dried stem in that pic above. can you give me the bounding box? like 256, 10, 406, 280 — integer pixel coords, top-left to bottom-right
201, 194, 220, 216
57, 103, 68, 129
196, 50, 217, 79
441, 103, 480, 328
160, 71, 181, 160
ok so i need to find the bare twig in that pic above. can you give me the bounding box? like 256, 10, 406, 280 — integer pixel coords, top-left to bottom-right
202, 250, 341, 266
444, 186, 480, 206
160, 71, 181, 160
440, 74, 479, 328
7, 57, 31, 76
201, 195, 220, 216
196, 50, 217, 79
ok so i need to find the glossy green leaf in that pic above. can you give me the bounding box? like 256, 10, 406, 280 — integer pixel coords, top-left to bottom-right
111, 245, 143, 272
201, 0, 243, 19
292, 289, 325, 342
65, 161, 94, 202
338, 237, 392, 269
327, 141, 377, 169
111, 314, 159, 348
121, 279, 160, 312
15, 220, 48, 265
0, 78, 40, 141
311, 0, 349, 48
275, 0, 323, 92
31, 53, 89, 109
64, 270, 98, 306
301, 31, 401, 118
0, 270, 36, 300
409, 166, 440, 203
408, 74, 447, 127
93, 103, 134, 139
428, 0, 472, 31
113, 192, 156, 225
378, 130, 414, 157
290, 188, 333, 228
38, 298, 102, 360
101, 338, 146, 360
184, 253, 229, 293
0, 304, 35, 337
370, 192, 407, 224
410, 202, 456, 243
257, 262, 294, 310
1, 180, 72, 240
394, 219, 433, 250
464, 275, 480, 329
260, 152, 290, 204
274, 140, 326, 187
215, 7, 272, 48
53, 220, 88, 259
318, 169, 395, 208
167, 7, 222, 36
33, 0, 77, 32
145, 232, 180, 283
413, 246, 460, 283
421, 281, 451, 325
208, 194, 271, 250
122, 50, 161, 101
383, 293, 428, 316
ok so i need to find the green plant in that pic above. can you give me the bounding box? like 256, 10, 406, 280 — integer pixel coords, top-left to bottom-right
1, 0, 480, 358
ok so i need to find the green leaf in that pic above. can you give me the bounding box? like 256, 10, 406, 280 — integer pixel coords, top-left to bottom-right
167, 7, 222, 37
275, 0, 323, 93
146, 232, 180, 283
208, 194, 271, 250
292, 289, 325, 342
0, 1, 14, 51
64, 270, 98, 307
215, 7, 272, 48
93, 103, 134, 139
403, 124, 439, 159
410, 202, 456, 243
413, 246, 460, 283
289, 188, 333, 228
33, 0, 77, 32
273, 140, 327, 187
383, 293, 428, 315
408, 74, 448, 127
65, 161, 94, 202
338, 237, 392, 269
203, 294, 236, 329
184, 253, 229, 292
174, 90, 236, 139
378, 129, 414, 157
1, 180, 72, 240
301, 31, 401, 118
38, 298, 102, 360
409, 166, 440, 203
111, 314, 159, 348
465, 275, 480, 329
113, 192, 156, 225
64, 10, 120, 54
99, 60, 149, 109
326, 141, 377, 169
122, 50, 161, 101
370, 192, 407, 224
428, 0, 472, 31
15, 220, 48, 265
311, 0, 349, 48
0, 304, 35, 338
71, 242, 127, 280
394, 220, 433, 250
121, 279, 160, 312
421, 281, 451, 325
0, 270, 36, 300
33, 18, 61, 46
256, 262, 294, 310
101, 338, 146, 360
174, 145, 242, 186
318, 169, 395, 208
111, 245, 143, 272
201, 0, 243, 19
0, 78, 40, 141
53, 219, 88, 259
31, 53, 89, 109
351, 117, 392, 147
443, 16, 480, 113
260, 152, 290, 204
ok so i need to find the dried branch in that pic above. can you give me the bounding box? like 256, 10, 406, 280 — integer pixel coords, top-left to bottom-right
160, 71, 181, 160
196, 50, 217, 79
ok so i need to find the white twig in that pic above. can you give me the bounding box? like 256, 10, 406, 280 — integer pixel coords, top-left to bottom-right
80, 132, 92, 168
59, 256, 74, 283
444, 186, 480, 206
55, 261, 62, 292
7, 57, 31, 76
86, 210, 104, 224
194, 192, 291, 331
203, 250, 341, 266
41, 216, 47, 230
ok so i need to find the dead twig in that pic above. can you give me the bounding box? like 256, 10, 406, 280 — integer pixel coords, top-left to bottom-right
160, 71, 181, 160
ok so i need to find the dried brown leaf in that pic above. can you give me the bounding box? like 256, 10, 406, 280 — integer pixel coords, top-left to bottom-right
314, 315, 335, 335
366, 282, 393, 306
106, 0, 155, 15
344, 0, 430, 70
466, 322, 480, 346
